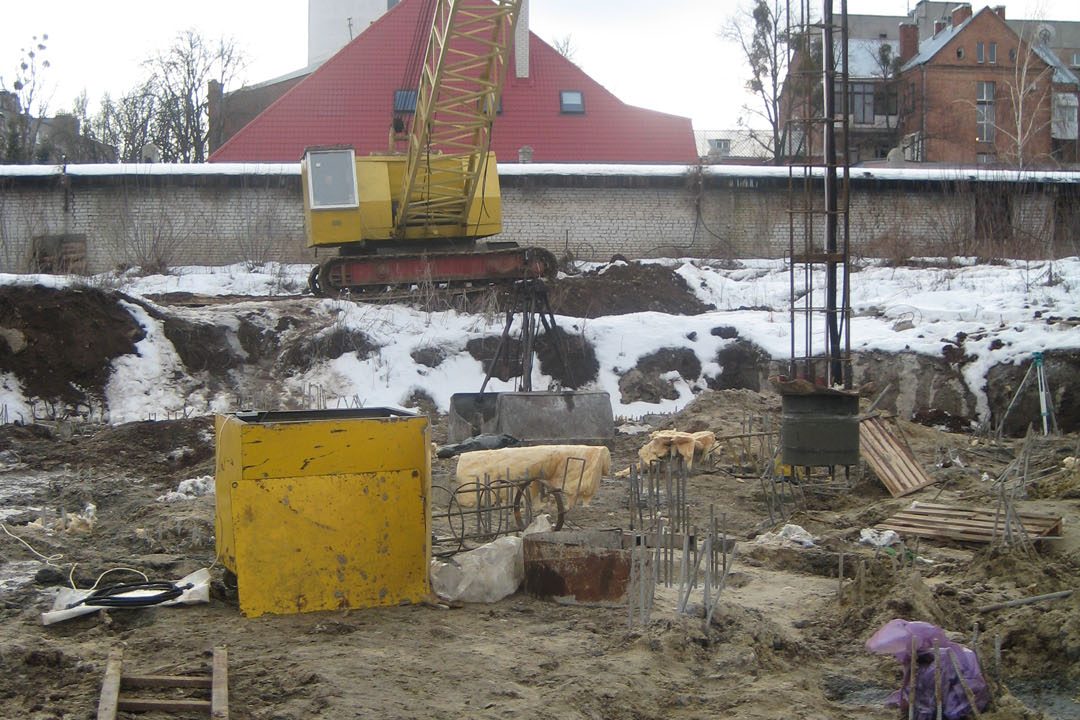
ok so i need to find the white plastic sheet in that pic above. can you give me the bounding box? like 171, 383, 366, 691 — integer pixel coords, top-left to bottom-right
41, 568, 211, 625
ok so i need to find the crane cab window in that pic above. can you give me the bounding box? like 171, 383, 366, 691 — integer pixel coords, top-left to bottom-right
306, 149, 359, 209
560, 90, 585, 113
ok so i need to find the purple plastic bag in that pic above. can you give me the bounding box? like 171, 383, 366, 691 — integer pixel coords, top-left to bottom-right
867, 619, 990, 719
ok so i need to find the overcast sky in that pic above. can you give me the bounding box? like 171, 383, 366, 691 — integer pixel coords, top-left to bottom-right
2, 0, 1078, 135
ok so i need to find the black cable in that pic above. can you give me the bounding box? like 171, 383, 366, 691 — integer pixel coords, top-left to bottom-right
67, 581, 193, 609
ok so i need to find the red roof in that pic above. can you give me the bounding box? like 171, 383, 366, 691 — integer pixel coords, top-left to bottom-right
209, 0, 697, 164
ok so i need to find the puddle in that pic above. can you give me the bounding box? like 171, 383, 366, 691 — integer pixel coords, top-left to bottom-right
0, 560, 42, 596
1011, 681, 1080, 720
0, 469, 62, 520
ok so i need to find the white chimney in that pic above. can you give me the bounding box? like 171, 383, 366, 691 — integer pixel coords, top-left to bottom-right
515, 0, 530, 79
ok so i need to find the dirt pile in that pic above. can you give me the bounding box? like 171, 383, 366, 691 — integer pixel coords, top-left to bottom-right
0, 285, 144, 406
548, 261, 714, 318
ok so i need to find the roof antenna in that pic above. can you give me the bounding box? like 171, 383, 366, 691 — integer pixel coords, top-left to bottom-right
347, 17, 354, 40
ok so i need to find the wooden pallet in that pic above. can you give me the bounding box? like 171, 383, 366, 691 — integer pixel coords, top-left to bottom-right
97, 646, 228, 719
876, 502, 1062, 545
860, 415, 936, 497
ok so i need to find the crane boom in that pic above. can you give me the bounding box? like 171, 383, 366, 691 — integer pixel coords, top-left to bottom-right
397, 0, 522, 238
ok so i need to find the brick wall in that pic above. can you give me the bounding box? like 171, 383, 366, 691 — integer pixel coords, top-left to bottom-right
0, 167, 1075, 275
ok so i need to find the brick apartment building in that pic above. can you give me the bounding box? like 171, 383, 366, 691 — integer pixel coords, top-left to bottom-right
898, 4, 1079, 166
782, 2, 1080, 166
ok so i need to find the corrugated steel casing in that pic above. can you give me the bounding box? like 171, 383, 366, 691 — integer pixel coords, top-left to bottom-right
780, 392, 861, 467
214, 409, 431, 617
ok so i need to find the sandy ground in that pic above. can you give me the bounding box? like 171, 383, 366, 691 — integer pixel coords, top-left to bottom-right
1, 386, 1078, 719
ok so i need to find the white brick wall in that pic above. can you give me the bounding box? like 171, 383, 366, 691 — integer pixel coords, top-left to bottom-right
0, 170, 1072, 274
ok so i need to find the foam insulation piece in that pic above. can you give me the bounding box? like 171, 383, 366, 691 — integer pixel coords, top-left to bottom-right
454, 445, 611, 510
637, 430, 716, 468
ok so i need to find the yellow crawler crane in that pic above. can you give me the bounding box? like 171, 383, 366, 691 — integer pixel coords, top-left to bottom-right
301, 0, 556, 295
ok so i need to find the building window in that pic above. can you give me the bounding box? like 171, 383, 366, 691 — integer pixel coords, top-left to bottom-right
977, 81, 996, 142
708, 138, 731, 156
393, 89, 417, 113
837, 83, 876, 123
851, 82, 875, 123
988, 42, 997, 63
976, 152, 996, 164
956, 47, 965, 59
560, 90, 584, 113
874, 84, 899, 116
977, 42, 984, 63
1072, 52, 1080, 67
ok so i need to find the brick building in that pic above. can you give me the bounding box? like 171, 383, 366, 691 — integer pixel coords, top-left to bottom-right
781, 2, 1080, 166
898, 4, 1080, 166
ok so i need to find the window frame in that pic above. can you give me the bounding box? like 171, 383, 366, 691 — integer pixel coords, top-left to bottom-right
393, 88, 418, 114
976, 81, 996, 143
977, 41, 985, 63
988, 42, 997, 64
559, 90, 585, 114
305, 148, 360, 211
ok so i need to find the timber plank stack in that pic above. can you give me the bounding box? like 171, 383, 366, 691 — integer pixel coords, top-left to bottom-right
876, 502, 1062, 545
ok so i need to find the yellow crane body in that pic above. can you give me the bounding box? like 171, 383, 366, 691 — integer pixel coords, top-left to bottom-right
302, 149, 502, 248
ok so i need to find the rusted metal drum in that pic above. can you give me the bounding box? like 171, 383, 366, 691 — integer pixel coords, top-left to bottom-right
780, 391, 860, 467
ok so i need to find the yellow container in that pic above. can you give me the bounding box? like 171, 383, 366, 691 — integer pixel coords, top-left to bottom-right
214, 408, 431, 617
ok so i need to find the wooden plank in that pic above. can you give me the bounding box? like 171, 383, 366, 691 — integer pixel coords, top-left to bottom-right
877, 503, 1062, 545
884, 510, 1057, 530
212, 646, 229, 719
859, 416, 936, 497
118, 698, 212, 713
96, 648, 124, 720
891, 508, 1061, 531
861, 418, 926, 493
122, 674, 212, 689
868, 421, 927, 491
906, 502, 1062, 521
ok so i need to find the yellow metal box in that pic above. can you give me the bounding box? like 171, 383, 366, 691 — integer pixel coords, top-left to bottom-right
214, 408, 431, 617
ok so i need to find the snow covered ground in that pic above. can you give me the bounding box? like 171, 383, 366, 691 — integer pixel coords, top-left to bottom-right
1, 257, 1078, 424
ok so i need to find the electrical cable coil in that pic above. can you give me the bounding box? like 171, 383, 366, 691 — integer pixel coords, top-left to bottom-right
67, 581, 194, 609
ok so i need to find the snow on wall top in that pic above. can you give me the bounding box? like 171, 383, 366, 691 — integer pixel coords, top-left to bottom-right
2, 162, 1080, 185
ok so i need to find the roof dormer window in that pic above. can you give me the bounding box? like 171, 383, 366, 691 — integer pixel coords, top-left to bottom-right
560, 90, 585, 114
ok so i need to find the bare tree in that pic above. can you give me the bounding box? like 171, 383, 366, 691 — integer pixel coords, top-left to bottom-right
95, 84, 159, 163
863, 40, 903, 143
144, 30, 244, 163
1, 34, 51, 163
722, 0, 816, 163
998, 26, 1056, 169
551, 35, 578, 65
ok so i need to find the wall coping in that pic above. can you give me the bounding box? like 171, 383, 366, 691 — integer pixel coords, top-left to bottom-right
1, 162, 1078, 186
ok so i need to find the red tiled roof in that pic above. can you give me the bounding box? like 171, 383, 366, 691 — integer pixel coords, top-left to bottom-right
209, 0, 697, 164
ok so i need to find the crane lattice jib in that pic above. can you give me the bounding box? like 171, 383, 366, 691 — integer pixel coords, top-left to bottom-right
396, 0, 522, 238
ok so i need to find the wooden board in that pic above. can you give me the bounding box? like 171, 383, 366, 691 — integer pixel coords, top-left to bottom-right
860, 415, 936, 497
97, 646, 228, 720
876, 502, 1062, 545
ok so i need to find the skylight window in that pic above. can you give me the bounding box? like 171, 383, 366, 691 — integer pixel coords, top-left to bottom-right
560, 90, 585, 114
394, 89, 417, 113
